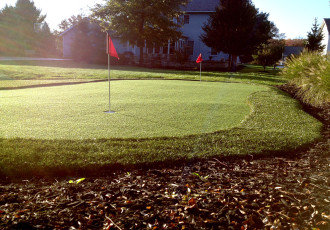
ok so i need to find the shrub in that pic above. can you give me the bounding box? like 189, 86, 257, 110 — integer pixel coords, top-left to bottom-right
281, 51, 330, 107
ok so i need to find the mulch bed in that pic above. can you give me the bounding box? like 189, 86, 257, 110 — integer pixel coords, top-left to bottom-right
1, 84, 329, 230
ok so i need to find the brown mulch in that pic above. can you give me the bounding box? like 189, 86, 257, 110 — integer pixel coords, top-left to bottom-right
0, 85, 329, 230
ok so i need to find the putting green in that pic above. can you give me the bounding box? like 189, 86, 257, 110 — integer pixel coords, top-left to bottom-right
0, 80, 266, 139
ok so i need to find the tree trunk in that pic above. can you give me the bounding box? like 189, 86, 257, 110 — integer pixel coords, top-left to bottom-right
231, 55, 237, 72
139, 46, 144, 66
228, 54, 232, 71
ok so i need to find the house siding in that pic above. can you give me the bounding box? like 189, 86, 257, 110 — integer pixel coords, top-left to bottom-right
322, 30, 329, 55
62, 27, 76, 58
321, 19, 330, 55
181, 13, 228, 61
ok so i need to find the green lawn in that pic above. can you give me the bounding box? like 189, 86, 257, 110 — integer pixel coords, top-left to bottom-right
0, 61, 323, 178
0, 80, 266, 139
0, 60, 286, 88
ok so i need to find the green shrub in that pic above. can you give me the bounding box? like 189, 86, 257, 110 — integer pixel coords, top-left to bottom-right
281, 51, 330, 107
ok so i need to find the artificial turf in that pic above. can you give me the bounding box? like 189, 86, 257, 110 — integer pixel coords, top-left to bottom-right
0, 84, 322, 177
0, 62, 323, 177
0, 80, 266, 139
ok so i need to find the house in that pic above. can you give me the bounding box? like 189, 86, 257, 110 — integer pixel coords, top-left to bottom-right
61, 26, 77, 59
281, 46, 304, 63
180, 0, 228, 61
320, 18, 330, 55
61, 0, 227, 63
60, 19, 135, 60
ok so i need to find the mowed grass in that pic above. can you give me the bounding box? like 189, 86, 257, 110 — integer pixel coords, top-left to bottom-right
0, 80, 265, 139
0, 60, 286, 88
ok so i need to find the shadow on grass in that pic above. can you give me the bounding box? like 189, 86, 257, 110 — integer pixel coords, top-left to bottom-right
0, 138, 322, 183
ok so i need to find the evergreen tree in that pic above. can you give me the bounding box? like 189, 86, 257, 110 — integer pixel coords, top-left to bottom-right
37, 22, 58, 57
201, 0, 276, 71
305, 18, 325, 52
0, 5, 17, 54
91, 0, 188, 65
0, 0, 47, 55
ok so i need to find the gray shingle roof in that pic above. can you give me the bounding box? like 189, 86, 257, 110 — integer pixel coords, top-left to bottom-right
324, 18, 330, 34
283, 46, 304, 57
183, 0, 220, 12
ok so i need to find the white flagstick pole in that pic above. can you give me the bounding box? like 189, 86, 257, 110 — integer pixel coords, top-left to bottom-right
108, 52, 111, 111
200, 61, 202, 82
105, 33, 115, 114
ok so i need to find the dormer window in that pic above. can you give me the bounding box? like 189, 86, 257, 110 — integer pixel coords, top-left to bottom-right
184, 15, 190, 24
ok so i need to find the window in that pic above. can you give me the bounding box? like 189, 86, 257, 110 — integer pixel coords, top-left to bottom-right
162, 44, 168, 54
184, 15, 190, 24
169, 42, 175, 54
185, 40, 194, 56
146, 42, 153, 54
154, 46, 160, 54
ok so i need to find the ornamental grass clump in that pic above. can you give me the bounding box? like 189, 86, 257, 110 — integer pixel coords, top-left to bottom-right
281, 51, 330, 108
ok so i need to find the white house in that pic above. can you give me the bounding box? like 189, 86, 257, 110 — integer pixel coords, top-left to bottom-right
320, 18, 330, 55
61, 0, 228, 62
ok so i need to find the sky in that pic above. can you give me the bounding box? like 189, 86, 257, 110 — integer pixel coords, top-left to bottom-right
0, 0, 329, 38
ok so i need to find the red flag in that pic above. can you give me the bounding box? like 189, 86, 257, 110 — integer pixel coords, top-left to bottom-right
196, 53, 203, 63
107, 34, 119, 60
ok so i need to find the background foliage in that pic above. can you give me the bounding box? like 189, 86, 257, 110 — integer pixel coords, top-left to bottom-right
201, 0, 277, 71
91, 0, 188, 65
281, 51, 330, 107
0, 0, 57, 56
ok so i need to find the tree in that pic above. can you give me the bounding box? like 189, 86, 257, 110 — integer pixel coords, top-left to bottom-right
36, 22, 58, 57
91, 0, 188, 65
0, 5, 17, 54
57, 14, 85, 32
201, 0, 277, 71
70, 18, 107, 64
0, 0, 47, 55
305, 18, 325, 52
254, 39, 284, 70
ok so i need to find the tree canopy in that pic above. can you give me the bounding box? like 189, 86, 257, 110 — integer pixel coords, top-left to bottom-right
0, 0, 56, 56
91, 0, 188, 65
253, 39, 284, 70
201, 0, 277, 71
57, 14, 85, 33
305, 18, 325, 52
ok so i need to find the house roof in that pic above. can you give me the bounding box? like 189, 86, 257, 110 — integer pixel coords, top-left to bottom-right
60, 26, 76, 36
283, 46, 304, 56
60, 18, 103, 37
183, 0, 219, 13
323, 18, 330, 34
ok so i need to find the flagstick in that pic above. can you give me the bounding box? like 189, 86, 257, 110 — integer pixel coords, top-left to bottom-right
105, 41, 115, 114
200, 62, 202, 82
108, 54, 111, 111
